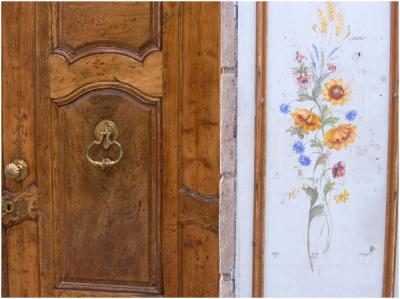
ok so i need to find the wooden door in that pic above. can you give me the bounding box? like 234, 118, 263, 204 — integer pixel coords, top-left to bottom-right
2, 2, 220, 297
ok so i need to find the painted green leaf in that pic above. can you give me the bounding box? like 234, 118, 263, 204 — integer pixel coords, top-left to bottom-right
314, 152, 330, 172
312, 84, 322, 98
297, 93, 314, 102
303, 186, 318, 205
320, 104, 330, 120
324, 181, 335, 197
286, 126, 305, 139
323, 116, 340, 127
309, 204, 324, 220
310, 138, 323, 148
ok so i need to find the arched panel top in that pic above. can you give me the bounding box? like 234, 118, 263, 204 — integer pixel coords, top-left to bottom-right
52, 81, 161, 107
51, 2, 161, 63
49, 51, 162, 100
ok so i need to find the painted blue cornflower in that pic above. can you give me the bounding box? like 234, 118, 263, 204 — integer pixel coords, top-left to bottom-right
345, 110, 357, 121
298, 155, 311, 167
279, 103, 290, 114
292, 141, 305, 154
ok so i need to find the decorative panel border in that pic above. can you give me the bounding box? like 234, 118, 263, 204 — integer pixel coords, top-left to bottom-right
51, 3, 162, 64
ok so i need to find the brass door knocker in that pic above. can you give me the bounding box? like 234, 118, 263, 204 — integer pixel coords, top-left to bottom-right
86, 120, 123, 170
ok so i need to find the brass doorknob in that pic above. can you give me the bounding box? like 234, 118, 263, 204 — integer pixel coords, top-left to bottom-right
4, 159, 28, 181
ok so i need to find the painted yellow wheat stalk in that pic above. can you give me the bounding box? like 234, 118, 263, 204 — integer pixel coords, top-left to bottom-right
313, 2, 349, 38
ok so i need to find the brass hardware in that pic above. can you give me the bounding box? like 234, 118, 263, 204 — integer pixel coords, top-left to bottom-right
4, 159, 29, 181
3, 200, 14, 213
86, 120, 123, 170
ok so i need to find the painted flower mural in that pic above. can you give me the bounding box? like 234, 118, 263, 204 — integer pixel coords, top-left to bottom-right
323, 79, 350, 105
332, 161, 345, 178
291, 109, 321, 132
281, 2, 357, 271
324, 124, 357, 150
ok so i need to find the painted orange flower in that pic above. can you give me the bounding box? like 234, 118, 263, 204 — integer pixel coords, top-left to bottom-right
335, 190, 350, 203
324, 124, 357, 150
323, 79, 350, 105
291, 109, 321, 132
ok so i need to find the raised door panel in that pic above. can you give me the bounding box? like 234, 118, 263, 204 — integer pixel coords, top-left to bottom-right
53, 88, 161, 294
52, 2, 161, 63
50, 1, 162, 100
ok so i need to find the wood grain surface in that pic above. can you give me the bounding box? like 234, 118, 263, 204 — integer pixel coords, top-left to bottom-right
2, 3, 40, 296
3, 2, 221, 297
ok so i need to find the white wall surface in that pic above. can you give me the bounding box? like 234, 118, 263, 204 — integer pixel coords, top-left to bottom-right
264, 2, 391, 297
236, 2, 256, 297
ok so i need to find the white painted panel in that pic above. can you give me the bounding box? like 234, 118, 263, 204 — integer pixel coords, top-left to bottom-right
236, 1, 256, 297
264, 2, 391, 297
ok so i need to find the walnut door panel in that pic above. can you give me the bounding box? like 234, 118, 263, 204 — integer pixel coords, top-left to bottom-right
53, 88, 161, 294
50, 2, 162, 100
51, 2, 161, 63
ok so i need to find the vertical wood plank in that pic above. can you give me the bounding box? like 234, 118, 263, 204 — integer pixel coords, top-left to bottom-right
35, 2, 54, 296
6, 221, 39, 297
383, 2, 399, 297
163, 3, 220, 296
2, 3, 39, 297
178, 3, 220, 297
2, 2, 37, 192
252, 2, 267, 297
181, 224, 219, 297
162, 3, 181, 296
181, 2, 221, 198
